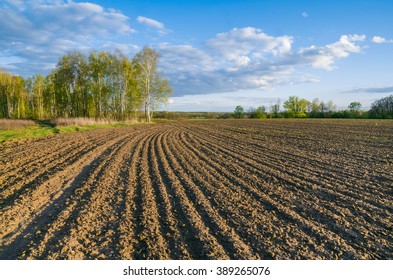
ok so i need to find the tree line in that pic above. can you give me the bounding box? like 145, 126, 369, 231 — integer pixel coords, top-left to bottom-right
233, 95, 393, 119
0, 47, 172, 122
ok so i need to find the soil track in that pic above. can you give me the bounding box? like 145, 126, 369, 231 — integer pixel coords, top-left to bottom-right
0, 119, 392, 259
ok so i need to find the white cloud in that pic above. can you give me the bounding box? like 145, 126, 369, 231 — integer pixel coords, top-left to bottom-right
302, 12, 308, 18
158, 28, 296, 95
136, 15, 170, 36
166, 90, 281, 112
158, 30, 365, 96
159, 43, 216, 73
31, 1, 134, 35
205, 27, 292, 68
344, 85, 393, 93
0, 0, 369, 99
371, 36, 386, 43
137, 16, 165, 30
328, 34, 365, 57
0, 0, 135, 76
371, 36, 393, 43
296, 34, 365, 70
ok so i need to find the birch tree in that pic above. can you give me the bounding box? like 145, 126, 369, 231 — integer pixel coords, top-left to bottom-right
27, 74, 45, 119
134, 46, 172, 122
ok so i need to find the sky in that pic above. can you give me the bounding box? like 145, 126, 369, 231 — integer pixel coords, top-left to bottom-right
1, 0, 393, 111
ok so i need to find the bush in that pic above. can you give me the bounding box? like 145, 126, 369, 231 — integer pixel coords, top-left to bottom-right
249, 106, 267, 119
233, 105, 245, 119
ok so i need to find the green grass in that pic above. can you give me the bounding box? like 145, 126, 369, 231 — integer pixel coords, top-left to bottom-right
0, 126, 55, 142
0, 121, 145, 143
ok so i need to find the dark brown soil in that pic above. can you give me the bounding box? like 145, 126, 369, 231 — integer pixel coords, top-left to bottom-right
0, 119, 392, 259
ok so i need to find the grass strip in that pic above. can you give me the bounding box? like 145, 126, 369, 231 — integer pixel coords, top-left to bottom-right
0, 122, 148, 143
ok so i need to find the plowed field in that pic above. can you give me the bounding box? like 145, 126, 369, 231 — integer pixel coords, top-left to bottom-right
0, 119, 392, 259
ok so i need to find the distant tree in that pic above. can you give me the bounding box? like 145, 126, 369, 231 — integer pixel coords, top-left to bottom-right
89, 50, 128, 119
308, 99, 336, 118
270, 99, 281, 118
349, 101, 362, 111
27, 74, 46, 119
369, 95, 393, 118
249, 106, 267, 119
52, 51, 89, 117
283, 96, 310, 117
0, 70, 28, 118
308, 98, 320, 117
107, 50, 141, 120
319, 101, 328, 114
43, 73, 57, 118
233, 105, 245, 118
88, 51, 110, 118
326, 100, 336, 112
322, 100, 336, 117
348, 101, 362, 118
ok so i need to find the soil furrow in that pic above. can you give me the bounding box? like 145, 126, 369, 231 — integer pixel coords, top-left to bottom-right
175, 121, 392, 258
163, 128, 259, 259
153, 130, 208, 259
178, 122, 391, 195
189, 129, 393, 244
0, 131, 133, 259
179, 121, 391, 179
156, 127, 230, 259
0, 131, 134, 248
1, 119, 391, 260
147, 130, 192, 259
175, 127, 363, 258
132, 129, 170, 259
117, 128, 156, 259
0, 129, 130, 196
174, 129, 342, 259
181, 124, 391, 225
0, 140, 105, 206
0, 130, 115, 173
170, 130, 282, 258
18, 128, 154, 259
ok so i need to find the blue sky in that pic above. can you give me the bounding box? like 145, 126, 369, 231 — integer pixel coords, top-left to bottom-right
1, 0, 393, 111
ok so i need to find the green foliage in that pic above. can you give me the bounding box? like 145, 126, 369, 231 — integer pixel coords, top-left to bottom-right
283, 96, 310, 117
369, 95, 393, 119
0, 48, 171, 122
0, 70, 28, 118
349, 101, 362, 111
270, 100, 281, 118
249, 106, 267, 119
347, 101, 363, 118
133, 46, 173, 122
308, 98, 336, 118
233, 105, 245, 118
